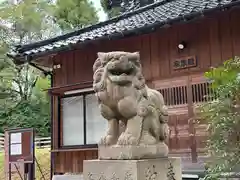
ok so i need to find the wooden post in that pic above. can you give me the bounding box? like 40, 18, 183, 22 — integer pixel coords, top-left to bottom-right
187, 75, 198, 163
28, 129, 35, 180
27, 163, 35, 180
4, 131, 11, 180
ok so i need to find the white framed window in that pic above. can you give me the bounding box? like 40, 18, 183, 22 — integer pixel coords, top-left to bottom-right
62, 96, 84, 146
85, 94, 107, 144
60, 90, 107, 147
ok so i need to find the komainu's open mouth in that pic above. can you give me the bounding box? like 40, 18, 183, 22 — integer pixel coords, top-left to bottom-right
108, 67, 134, 86
109, 67, 134, 76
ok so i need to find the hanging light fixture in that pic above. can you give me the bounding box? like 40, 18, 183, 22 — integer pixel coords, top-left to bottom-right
178, 41, 187, 50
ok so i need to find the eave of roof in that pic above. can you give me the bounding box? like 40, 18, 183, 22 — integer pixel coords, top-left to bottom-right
7, 0, 240, 64
9, 0, 171, 57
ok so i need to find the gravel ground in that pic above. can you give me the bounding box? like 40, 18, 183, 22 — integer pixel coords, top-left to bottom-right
181, 156, 207, 172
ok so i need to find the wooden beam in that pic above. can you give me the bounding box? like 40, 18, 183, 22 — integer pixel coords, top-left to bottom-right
46, 81, 93, 96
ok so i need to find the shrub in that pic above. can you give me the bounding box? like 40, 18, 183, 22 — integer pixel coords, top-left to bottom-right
198, 57, 240, 179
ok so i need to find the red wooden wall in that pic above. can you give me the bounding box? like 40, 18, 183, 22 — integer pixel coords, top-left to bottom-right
52, 9, 240, 88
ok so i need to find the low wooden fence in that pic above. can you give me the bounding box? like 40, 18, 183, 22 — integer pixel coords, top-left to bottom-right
0, 133, 4, 151
0, 133, 50, 151
34, 136, 51, 148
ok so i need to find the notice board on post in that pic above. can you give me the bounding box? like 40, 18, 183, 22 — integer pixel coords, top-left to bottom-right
7, 128, 35, 164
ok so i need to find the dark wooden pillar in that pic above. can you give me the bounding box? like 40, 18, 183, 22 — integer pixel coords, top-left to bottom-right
187, 76, 198, 163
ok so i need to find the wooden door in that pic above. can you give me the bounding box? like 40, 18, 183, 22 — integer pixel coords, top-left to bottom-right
153, 73, 209, 161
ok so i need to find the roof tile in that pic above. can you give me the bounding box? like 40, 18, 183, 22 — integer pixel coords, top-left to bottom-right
9, 0, 240, 60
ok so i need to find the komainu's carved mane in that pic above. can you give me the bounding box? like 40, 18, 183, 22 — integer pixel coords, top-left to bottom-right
93, 51, 146, 94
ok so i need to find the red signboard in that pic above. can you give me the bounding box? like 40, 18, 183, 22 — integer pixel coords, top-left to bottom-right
4, 128, 35, 180
7, 128, 35, 164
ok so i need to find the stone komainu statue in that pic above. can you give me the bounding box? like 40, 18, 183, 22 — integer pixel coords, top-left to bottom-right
93, 51, 169, 149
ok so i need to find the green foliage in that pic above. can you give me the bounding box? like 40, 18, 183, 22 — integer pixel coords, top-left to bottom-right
0, 75, 51, 136
0, 0, 56, 43
54, 0, 98, 31
0, 99, 50, 137
0, 0, 99, 137
198, 57, 240, 179
100, 0, 121, 19
100, 0, 156, 19
0, 0, 53, 137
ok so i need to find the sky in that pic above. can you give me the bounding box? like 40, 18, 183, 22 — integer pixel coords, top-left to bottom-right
90, 0, 108, 22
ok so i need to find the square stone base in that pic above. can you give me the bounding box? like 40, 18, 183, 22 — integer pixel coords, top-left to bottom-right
83, 158, 182, 180
52, 174, 83, 180
98, 143, 168, 160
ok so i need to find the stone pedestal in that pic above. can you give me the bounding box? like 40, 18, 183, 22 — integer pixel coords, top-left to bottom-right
98, 143, 169, 160
52, 174, 83, 180
83, 158, 182, 180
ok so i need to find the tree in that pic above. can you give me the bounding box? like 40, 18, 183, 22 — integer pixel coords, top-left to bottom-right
0, 0, 54, 103
100, 0, 121, 19
0, 0, 57, 43
100, 0, 155, 19
0, 0, 54, 136
54, 0, 98, 31
198, 57, 240, 179
0, 74, 51, 136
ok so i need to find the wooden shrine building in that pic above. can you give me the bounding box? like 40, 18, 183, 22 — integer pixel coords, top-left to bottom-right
8, 0, 240, 177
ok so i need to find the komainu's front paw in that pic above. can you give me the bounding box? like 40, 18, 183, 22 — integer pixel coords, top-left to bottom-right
99, 135, 117, 146
159, 124, 169, 141
137, 105, 149, 117
117, 133, 138, 145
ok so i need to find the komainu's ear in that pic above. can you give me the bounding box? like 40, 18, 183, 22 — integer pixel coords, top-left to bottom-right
93, 58, 101, 72
97, 52, 106, 59
97, 52, 108, 64
131, 51, 140, 61
128, 52, 140, 64
133, 52, 140, 59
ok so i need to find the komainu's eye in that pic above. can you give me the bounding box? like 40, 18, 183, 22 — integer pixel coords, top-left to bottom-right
101, 60, 108, 66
